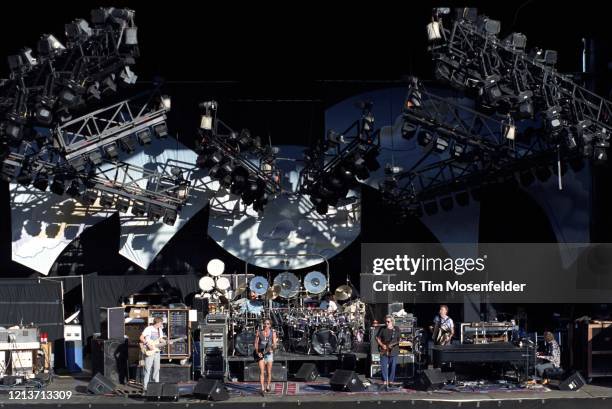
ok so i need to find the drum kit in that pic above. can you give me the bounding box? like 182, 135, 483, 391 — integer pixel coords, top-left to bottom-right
228, 271, 366, 356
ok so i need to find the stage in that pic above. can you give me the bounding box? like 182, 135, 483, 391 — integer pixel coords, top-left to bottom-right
1, 374, 611, 409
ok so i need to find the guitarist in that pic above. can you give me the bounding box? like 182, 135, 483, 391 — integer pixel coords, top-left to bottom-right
139, 317, 165, 392
254, 319, 277, 396
376, 315, 400, 390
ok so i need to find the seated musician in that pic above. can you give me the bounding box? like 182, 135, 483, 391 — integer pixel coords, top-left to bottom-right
535, 331, 561, 382
376, 315, 400, 389
240, 291, 264, 316
319, 293, 338, 313
430, 304, 454, 345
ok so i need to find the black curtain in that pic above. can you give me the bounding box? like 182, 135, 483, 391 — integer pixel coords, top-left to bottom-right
0, 279, 64, 341
82, 274, 199, 343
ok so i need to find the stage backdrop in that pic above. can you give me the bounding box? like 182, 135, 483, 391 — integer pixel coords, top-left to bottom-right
82, 274, 200, 343
0, 279, 64, 341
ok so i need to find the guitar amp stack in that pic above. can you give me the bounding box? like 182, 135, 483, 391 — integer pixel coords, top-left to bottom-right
148, 308, 191, 360
199, 323, 228, 379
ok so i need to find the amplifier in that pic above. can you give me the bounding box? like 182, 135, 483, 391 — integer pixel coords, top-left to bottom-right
100, 307, 125, 340
9, 327, 38, 343
200, 324, 227, 378
206, 314, 229, 325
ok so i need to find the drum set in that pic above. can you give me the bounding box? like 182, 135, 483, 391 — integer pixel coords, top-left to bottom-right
226, 271, 367, 356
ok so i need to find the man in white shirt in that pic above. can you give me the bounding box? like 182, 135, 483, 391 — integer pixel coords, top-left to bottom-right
139, 317, 165, 391
319, 294, 338, 312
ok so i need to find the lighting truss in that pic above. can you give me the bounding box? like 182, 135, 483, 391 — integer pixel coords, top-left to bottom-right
429, 7, 611, 161
298, 102, 380, 214
384, 79, 584, 216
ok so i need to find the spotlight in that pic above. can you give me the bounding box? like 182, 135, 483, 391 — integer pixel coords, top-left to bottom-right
66, 180, 81, 197
594, 140, 609, 163
452, 143, 467, 158
68, 156, 87, 172
136, 129, 152, 145
483, 75, 502, 104
120, 135, 136, 153
148, 205, 164, 222
5, 122, 23, 144
33, 173, 49, 191
65, 19, 92, 42
477, 16, 501, 35
327, 130, 346, 145
115, 197, 130, 212
401, 121, 418, 140
35, 104, 53, 125
100, 192, 114, 208
120, 67, 137, 85
163, 209, 178, 226
503, 123, 516, 140
153, 122, 168, 138
503, 32, 527, 51
89, 150, 103, 166
160, 95, 171, 110
50, 177, 65, 195
434, 136, 449, 152
58, 88, 79, 107
426, 20, 443, 41
131, 201, 147, 216
104, 143, 119, 160
545, 106, 563, 134
81, 189, 98, 206
37, 34, 66, 57
418, 131, 435, 147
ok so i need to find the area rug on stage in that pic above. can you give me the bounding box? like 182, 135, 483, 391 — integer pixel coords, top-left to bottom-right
294, 382, 418, 396
442, 383, 551, 394
226, 382, 284, 396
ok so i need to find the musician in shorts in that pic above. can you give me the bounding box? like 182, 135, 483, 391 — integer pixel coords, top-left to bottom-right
430, 304, 454, 345
254, 318, 277, 396
376, 315, 400, 389
139, 317, 165, 391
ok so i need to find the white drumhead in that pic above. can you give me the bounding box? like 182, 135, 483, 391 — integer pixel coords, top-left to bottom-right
216, 276, 231, 291
207, 258, 225, 276
198, 276, 215, 292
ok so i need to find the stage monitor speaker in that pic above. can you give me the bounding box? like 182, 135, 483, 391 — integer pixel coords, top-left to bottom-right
294, 363, 319, 381
145, 382, 164, 401
420, 368, 449, 390
559, 371, 586, 391
161, 383, 179, 401
87, 373, 116, 395
243, 362, 287, 382
194, 379, 230, 401
100, 307, 125, 339
329, 370, 364, 392
91, 338, 128, 385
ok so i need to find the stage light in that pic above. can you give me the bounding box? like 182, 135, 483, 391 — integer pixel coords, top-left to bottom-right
362, 112, 375, 132
200, 115, 213, 130
594, 140, 609, 163
37, 34, 66, 58
68, 156, 87, 172
115, 197, 130, 212
426, 21, 443, 41
148, 204, 164, 222
503, 32, 527, 51
418, 131, 435, 147
160, 95, 171, 110
136, 129, 152, 145
89, 150, 103, 166
452, 143, 466, 158
125, 26, 138, 45
120, 66, 137, 85
97, 192, 113, 208
120, 135, 136, 153
103, 143, 119, 160
66, 180, 81, 197
153, 122, 168, 138
477, 16, 501, 35
327, 130, 346, 145
90, 7, 110, 24
163, 209, 177, 226
50, 177, 65, 195
503, 123, 516, 140
65, 19, 92, 42
435, 136, 449, 152
5, 122, 23, 144
81, 189, 98, 206
545, 106, 563, 134
483, 75, 502, 104
101, 76, 117, 95
131, 201, 147, 216
7, 48, 37, 72
401, 121, 418, 140
33, 173, 49, 191
35, 104, 53, 125
456, 7, 478, 22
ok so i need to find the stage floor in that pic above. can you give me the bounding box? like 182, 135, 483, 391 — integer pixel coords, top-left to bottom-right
1, 375, 612, 408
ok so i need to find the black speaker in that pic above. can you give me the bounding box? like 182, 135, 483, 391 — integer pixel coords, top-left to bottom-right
559, 371, 586, 391
420, 368, 449, 390
243, 362, 287, 381
87, 373, 116, 395
329, 370, 364, 392
100, 307, 125, 339
91, 338, 128, 385
161, 383, 179, 401
294, 363, 319, 381
145, 382, 164, 401
194, 379, 229, 401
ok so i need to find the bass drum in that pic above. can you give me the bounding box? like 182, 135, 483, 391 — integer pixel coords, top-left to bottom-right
311, 329, 338, 355
234, 330, 256, 356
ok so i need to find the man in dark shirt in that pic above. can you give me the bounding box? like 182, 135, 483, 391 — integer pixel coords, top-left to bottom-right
376, 315, 400, 389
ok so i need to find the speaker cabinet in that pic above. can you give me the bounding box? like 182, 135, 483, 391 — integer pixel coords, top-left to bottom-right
559, 371, 586, 391
419, 368, 450, 390
91, 338, 128, 385
145, 382, 164, 401
329, 370, 364, 392
161, 383, 179, 401
243, 362, 287, 381
194, 379, 230, 401
87, 373, 116, 395
294, 363, 319, 381
100, 307, 125, 340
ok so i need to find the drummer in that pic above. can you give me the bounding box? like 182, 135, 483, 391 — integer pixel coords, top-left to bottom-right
319, 293, 338, 313
240, 291, 264, 316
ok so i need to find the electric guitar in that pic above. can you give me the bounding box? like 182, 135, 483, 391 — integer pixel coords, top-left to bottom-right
253, 330, 275, 361
140, 336, 187, 356
378, 340, 400, 356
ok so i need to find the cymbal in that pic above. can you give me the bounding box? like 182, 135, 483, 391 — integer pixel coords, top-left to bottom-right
273, 272, 300, 299
304, 271, 327, 295
265, 284, 282, 300
249, 276, 269, 296
334, 285, 352, 301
